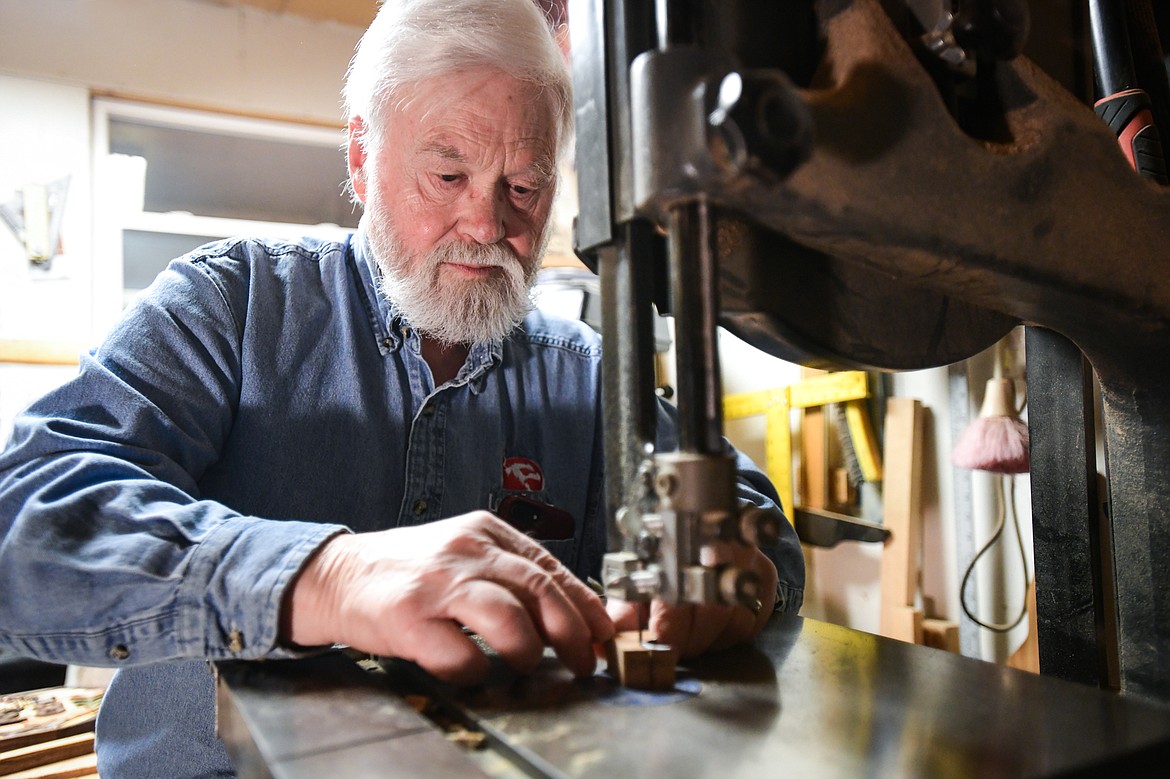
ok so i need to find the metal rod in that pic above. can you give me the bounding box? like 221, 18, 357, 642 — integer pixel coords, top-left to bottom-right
667, 200, 724, 455
1089, 0, 1138, 95
598, 222, 661, 550
654, 0, 701, 50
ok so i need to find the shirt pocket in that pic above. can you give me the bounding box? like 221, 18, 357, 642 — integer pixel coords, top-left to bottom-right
489, 488, 579, 566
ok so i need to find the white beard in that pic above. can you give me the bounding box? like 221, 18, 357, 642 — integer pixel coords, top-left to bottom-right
364, 195, 545, 347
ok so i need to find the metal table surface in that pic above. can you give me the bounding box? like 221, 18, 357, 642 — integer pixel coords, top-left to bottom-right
216, 615, 1170, 778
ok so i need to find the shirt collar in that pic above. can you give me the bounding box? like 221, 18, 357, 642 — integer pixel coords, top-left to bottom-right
352, 220, 399, 353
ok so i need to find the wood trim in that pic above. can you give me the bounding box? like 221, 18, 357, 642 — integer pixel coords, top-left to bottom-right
227, 0, 377, 28
0, 340, 86, 366
90, 88, 345, 131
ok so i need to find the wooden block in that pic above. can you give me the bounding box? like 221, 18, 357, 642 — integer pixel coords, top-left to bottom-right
881, 605, 924, 645
1006, 580, 1040, 674
604, 631, 679, 691
922, 618, 961, 653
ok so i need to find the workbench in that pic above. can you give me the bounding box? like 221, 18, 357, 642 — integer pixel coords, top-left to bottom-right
215, 614, 1170, 778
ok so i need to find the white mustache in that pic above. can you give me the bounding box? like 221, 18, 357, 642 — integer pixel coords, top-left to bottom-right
433, 242, 516, 269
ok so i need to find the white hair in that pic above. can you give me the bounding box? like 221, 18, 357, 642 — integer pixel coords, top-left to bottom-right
343, 0, 572, 156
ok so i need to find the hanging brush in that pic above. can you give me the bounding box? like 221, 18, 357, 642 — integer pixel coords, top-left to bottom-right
953, 335, 1031, 634
951, 341, 1029, 474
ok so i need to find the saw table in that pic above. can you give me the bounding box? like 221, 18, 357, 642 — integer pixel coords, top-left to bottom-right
215, 614, 1170, 778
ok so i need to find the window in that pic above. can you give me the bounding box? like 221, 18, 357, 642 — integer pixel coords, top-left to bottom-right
93, 99, 356, 307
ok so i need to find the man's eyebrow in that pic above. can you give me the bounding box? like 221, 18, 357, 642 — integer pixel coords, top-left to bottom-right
419, 142, 466, 162
528, 158, 556, 183
419, 140, 556, 182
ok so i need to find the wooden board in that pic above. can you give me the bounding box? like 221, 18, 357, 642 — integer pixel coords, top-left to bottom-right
879, 398, 925, 643
0, 688, 102, 755
0, 733, 94, 776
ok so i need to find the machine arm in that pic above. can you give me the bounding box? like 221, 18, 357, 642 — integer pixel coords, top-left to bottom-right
572, 0, 1170, 703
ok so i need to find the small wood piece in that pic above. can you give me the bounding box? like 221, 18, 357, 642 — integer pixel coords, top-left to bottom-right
1006, 580, 1040, 674
604, 631, 679, 691
830, 467, 853, 509
883, 605, 924, 645
922, 618, 961, 653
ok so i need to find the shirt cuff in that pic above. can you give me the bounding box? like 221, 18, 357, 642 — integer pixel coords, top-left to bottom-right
176, 517, 350, 661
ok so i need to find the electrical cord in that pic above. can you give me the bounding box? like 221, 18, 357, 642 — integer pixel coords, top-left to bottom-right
959, 475, 1030, 633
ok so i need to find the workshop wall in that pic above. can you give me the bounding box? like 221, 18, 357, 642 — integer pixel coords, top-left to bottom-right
0, 0, 361, 127
0, 0, 364, 435
0, 74, 96, 444
0, 75, 94, 342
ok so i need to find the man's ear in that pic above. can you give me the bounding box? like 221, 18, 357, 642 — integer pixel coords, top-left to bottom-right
347, 116, 369, 203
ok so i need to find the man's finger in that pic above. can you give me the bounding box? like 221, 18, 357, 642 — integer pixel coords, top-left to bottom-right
606, 598, 641, 632
475, 550, 602, 677
480, 517, 613, 643
530, 552, 614, 645
396, 617, 492, 685
446, 579, 545, 674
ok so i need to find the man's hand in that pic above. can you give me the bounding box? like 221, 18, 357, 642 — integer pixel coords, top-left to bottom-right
607, 545, 778, 657
285, 512, 614, 685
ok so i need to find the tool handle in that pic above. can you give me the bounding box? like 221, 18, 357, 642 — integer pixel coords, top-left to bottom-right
1094, 89, 1170, 184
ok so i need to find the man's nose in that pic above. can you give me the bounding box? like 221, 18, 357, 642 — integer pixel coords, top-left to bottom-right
459, 187, 507, 245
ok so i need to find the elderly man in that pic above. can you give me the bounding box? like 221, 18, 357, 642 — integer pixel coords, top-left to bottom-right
0, 0, 804, 775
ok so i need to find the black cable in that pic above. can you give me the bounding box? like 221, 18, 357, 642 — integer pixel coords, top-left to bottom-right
959, 475, 1030, 634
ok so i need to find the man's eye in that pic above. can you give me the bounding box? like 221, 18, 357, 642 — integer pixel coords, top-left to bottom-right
438, 174, 461, 183
511, 184, 534, 197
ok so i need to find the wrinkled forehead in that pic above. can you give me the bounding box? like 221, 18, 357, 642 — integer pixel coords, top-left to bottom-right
391, 70, 560, 169
378, 68, 561, 156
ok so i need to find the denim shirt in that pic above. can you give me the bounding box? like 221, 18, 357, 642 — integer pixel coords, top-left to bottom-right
0, 228, 804, 778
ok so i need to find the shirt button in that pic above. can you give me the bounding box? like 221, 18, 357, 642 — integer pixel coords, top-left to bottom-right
382, 337, 392, 349
110, 644, 130, 661
413, 499, 428, 516
421, 404, 435, 417
400, 325, 412, 339
228, 630, 245, 653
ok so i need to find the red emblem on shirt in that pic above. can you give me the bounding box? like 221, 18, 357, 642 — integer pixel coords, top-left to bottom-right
502, 457, 544, 491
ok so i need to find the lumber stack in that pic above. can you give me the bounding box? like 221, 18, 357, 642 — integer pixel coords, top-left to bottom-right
0, 688, 102, 779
